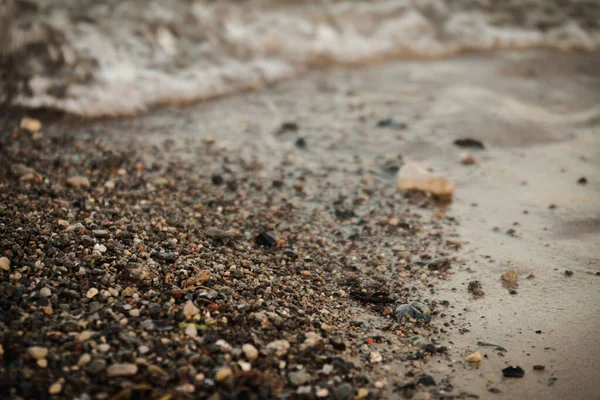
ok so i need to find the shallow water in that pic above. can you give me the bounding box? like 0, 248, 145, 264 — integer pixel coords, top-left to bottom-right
1, 0, 600, 116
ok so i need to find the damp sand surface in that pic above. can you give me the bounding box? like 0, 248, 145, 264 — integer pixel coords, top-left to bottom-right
1, 49, 599, 399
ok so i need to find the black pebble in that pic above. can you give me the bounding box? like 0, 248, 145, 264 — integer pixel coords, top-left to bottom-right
533, 365, 545, 371
255, 232, 276, 247
377, 118, 407, 129
577, 177, 587, 185
564, 270, 573, 277
454, 138, 485, 149
211, 175, 224, 186
295, 137, 306, 148
502, 366, 525, 378
424, 344, 437, 354
417, 375, 436, 386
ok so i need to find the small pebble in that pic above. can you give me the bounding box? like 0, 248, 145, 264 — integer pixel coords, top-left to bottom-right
242, 343, 259, 360
0, 257, 10, 271
501, 269, 518, 282
465, 351, 482, 362
106, 363, 138, 377
40, 287, 52, 297
28, 347, 48, 360
86, 288, 99, 299
66, 176, 91, 188
214, 367, 233, 382
48, 382, 62, 395
20, 117, 42, 132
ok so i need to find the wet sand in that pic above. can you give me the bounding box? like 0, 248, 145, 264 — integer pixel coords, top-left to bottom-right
1, 49, 599, 399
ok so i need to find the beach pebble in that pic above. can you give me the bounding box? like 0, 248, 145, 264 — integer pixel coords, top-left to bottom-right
394, 304, 431, 322
107, 363, 138, 377
93, 244, 107, 253
183, 300, 199, 319
214, 367, 233, 382
460, 152, 476, 165
48, 382, 62, 395
370, 351, 383, 363
87, 359, 106, 374
396, 162, 454, 197
40, 288, 52, 297
66, 176, 90, 188
28, 346, 48, 360
20, 117, 42, 132
265, 340, 290, 357
78, 353, 92, 366
242, 343, 259, 360
0, 257, 10, 271
288, 370, 311, 386
465, 351, 482, 362
316, 388, 329, 397
501, 269, 518, 282
185, 324, 198, 337
86, 288, 99, 299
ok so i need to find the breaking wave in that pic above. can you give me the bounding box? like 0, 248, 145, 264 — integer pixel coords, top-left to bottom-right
1, 0, 599, 116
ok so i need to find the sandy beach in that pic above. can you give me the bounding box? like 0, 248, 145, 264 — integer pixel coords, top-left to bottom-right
1, 49, 599, 399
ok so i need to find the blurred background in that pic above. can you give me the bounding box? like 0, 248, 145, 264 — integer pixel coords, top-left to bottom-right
1, 0, 599, 117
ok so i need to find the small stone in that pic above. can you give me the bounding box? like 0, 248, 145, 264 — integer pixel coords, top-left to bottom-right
78, 354, 92, 366
577, 177, 587, 185
502, 366, 525, 378
176, 383, 195, 394
394, 304, 431, 322
57, 220, 70, 227
288, 370, 311, 386
65, 222, 85, 233
242, 344, 259, 360
238, 361, 252, 372
465, 351, 482, 362
40, 287, 52, 297
28, 346, 48, 360
316, 388, 329, 397
265, 340, 290, 356
297, 386, 313, 398
66, 176, 91, 188
48, 382, 62, 395
417, 375, 436, 386
185, 324, 198, 337
98, 343, 110, 353
20, 117, 42, 132
356, 388, 369, 399
300, 332, 322, 350
533, 365, 545, 371
121, 287, 135, 297
0, 257, 10, 271
255, 232, 276, 247
37, 359, 48, 368
107, 363, 138, 377
564, 270, 573, 277
334, 383, 354, 400
129, 309, 140, 317
78, 331, 95, 342
460, 152, 476, 165
454, 138, 485, 149
370, 351, 383, 363
472, 288, 485, 296
501, 269, 518, 282
93, 244, 107, 253
87, 359, 107, 374
214, 367, 233, 382
183, 300, 199, 319
86, 288, 99, 299
396, 162, 454, 197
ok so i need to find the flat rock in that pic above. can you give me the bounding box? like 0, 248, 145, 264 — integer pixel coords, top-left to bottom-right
396, 162, 454, 197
